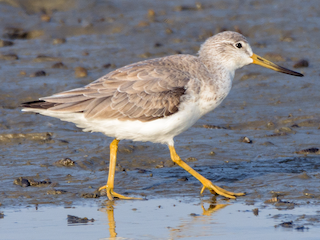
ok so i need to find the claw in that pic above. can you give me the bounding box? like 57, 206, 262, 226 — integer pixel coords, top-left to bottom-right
200, 183, 245, 199
99, 185, 143, 201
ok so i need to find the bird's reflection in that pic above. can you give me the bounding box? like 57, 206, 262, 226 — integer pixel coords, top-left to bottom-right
102, 201, 117, 238
100, 197, 229, 239
201, 196, 229, 216
169, 197, 229, 239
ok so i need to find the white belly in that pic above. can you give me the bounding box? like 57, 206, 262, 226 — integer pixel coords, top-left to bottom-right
23, 101, 202, 146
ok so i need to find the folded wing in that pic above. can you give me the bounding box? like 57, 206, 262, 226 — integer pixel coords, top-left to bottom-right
23, 57, 196, 121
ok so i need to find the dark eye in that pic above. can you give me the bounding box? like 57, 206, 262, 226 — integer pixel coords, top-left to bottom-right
235, 43, 242, 49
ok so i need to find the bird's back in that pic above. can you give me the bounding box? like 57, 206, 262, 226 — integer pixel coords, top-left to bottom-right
22, 54, 213, 122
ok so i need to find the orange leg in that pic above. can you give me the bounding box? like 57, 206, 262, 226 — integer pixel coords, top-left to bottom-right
99, 139, 142, 200
169, 145, 245, 199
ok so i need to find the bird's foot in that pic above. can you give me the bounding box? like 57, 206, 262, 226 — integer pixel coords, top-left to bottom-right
200, 182, 245, 199
99, 185, 143, 201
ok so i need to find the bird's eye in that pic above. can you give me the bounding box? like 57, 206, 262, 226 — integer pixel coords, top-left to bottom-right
235, 43, 242, 49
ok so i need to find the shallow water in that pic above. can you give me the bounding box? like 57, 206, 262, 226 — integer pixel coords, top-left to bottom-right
0, 0, 320, 239
1, 198, 320, 240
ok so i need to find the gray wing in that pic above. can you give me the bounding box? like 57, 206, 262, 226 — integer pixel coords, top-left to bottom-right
40, 56, 197, 121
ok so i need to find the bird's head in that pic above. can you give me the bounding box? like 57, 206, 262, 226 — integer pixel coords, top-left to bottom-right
199, 31, 303, 77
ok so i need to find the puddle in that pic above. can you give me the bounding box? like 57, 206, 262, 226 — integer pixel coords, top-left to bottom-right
1, 198, 319, 240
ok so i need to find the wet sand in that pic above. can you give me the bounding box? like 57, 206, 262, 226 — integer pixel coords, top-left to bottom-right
0, 0, 320, 238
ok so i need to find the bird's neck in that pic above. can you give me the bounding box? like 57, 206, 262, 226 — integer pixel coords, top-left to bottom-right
200, 51, 235, 74
196, 57, 234, 116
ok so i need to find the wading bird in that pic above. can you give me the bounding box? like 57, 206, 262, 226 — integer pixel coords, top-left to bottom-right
22, 31, 303, 200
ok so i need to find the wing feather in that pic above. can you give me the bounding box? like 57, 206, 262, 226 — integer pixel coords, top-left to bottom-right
27, 55, 204, 121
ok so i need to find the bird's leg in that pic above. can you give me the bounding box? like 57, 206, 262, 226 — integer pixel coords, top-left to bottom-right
99, 139, 142, 200
168, 145, 245, 199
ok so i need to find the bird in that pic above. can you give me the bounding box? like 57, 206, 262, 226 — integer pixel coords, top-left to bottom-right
22, 31, 303, 200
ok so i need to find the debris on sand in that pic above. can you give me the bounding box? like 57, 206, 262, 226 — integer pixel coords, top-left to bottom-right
81, 193, 100, 198
293, 59, 309, 68
74, 66, 88, 78
54, 158, 75, 167
295, 148, 320, 155
67, 215, 95, 224
14, 177, 51, 187
240, 136, 252, 143
47, 189, 67, 195
29, 70, 46, 77
275, 221, 308, 231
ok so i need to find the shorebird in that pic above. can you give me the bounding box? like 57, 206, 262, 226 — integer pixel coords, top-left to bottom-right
22, 31, 303, 200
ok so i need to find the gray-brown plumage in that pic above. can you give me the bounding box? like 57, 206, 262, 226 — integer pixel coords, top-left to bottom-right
25, 55, 210, 121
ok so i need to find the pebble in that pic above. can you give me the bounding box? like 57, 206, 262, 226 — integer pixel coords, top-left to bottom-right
165, 28, 173, 34
262, 141, 275, 146
54, 158, 75, 167
278, 127, 295, 133
3, 27, 28, 39
0, 53, 18, 60
137, 169, 147, 173
103, 63, 116, 68
21, 178, 30, 187
138, 52, 152, 58
265, 132, 287, 137
174, 3, 202, 11
178, 176, 188, 181
52, 62, 67, 69
136, 21, 149, 27
189, 213, 199, 217
115, 164, 125, 172
266, 121, 275, 129
34, 55, 60, 62
47, 189, 67, 195
277, 221, 293, 228
13, 177, 51, 187
148, 9, 155, 17
74, 67, 88, 78
185, 157, 198, 162
0, 39, 14, 47
203, 124, 228, 129
41, 14, 51, 22
81, 193, 100, 198
293, 59, 309, 68
67, 215, 95, 224
264, 197, 279, 203
240, 136, 252, 143
155, 162, 165, 168
52, 38, 66, 45
252, 208, 259, 216
0, 132, 52, 142
295, 147, 320, 155
29, 70, 46, 77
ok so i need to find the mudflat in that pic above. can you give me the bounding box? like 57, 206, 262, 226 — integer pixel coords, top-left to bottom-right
0, 1, 319, 238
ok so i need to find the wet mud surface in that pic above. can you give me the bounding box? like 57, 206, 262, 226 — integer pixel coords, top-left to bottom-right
0, 0, 320, 236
